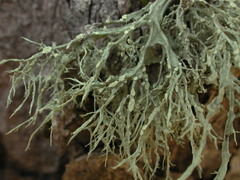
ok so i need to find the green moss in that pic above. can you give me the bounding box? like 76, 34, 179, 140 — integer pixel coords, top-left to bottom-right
1, 0, 240, 179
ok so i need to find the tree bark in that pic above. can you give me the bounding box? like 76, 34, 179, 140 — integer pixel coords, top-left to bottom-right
0, 0, 240, 180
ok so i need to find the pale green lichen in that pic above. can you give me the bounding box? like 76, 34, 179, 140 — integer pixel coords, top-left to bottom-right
1, 0, 240, 179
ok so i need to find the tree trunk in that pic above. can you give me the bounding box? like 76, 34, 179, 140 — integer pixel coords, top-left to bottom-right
0, 0, 240, 180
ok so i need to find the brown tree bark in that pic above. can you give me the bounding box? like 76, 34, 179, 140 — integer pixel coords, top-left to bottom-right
0, 0, 240, 180
0, 0, 141, 179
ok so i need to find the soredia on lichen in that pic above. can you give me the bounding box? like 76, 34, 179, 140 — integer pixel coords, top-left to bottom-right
1, 0, 240, 179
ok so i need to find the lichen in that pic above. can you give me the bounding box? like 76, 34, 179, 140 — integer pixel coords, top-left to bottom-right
1, 0, 240, 179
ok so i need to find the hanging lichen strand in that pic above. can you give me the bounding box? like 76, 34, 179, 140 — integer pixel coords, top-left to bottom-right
1, 0, 240, 179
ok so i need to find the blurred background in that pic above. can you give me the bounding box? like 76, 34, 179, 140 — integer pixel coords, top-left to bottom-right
0, 0, 240, 180
0, 0, 139, 179
0, 1, 69, 179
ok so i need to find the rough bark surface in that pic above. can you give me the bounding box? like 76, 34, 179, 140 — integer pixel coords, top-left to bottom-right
0, 0, 69, 179
0, 0, 240, 180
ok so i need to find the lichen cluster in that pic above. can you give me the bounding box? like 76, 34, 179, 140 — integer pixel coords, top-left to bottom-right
1, 0, 240, 179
